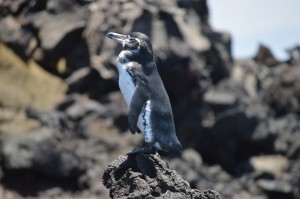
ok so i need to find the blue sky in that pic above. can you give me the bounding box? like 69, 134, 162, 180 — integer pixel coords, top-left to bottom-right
209, 0, 300, 60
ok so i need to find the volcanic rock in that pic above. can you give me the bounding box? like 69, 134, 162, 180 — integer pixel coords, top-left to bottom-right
263, 65, 300, 116
254, 44, 279, 66
0, 0, 300, 198
103, 153, 221, 199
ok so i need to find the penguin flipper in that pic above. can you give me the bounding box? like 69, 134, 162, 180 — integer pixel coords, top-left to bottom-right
128, 79, 149, 134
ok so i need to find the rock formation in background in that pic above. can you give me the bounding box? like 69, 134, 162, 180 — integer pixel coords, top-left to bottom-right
0, 0, 300, 198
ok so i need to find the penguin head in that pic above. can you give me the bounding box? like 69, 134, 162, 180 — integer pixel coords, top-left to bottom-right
107, 32, 153, 57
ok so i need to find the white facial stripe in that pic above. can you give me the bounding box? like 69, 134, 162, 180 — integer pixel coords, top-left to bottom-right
135, 38, 141, 50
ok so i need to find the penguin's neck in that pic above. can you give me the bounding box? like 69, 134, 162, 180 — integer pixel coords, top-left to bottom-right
118, 50, 153, 64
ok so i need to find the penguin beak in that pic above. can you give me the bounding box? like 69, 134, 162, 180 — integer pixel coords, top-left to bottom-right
106, 32, 127, 44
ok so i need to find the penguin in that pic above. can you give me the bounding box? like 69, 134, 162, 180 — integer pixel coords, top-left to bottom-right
107, 32, 182, 156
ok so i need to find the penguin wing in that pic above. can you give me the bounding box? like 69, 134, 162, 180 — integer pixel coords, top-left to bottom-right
128, 67, 149, 134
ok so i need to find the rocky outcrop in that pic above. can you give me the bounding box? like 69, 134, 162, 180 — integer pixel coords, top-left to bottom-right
263, 65, 300, 116
103, 154, 220, 199
1, 0, 300, 198
0, 124, 134, 198
0, 44, 66, 133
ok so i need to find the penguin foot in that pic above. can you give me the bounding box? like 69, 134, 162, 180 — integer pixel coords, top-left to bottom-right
127, 145, 157, 155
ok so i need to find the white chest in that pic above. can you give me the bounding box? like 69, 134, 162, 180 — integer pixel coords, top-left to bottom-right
116, 54, 155, 144
117, 61, 135, 106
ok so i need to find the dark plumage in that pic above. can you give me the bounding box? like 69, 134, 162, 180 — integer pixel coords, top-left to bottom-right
107, 32, 182, 156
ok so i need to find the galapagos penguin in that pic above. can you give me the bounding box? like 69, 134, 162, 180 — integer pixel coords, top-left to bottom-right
107, 32, 182, 156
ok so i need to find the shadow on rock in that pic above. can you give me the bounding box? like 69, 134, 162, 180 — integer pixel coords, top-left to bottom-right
103, 153, 220, 199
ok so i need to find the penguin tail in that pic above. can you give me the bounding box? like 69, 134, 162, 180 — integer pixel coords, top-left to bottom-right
157, 134, 182, 157
167, 141, 183, 157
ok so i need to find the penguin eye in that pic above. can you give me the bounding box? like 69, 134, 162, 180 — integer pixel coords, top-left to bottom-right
125, 36, 140, 50
128, 37, 136, 43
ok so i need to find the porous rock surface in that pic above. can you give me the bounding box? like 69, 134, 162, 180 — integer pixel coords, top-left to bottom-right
1, 0, 300, 198
103, 154, 220, 199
